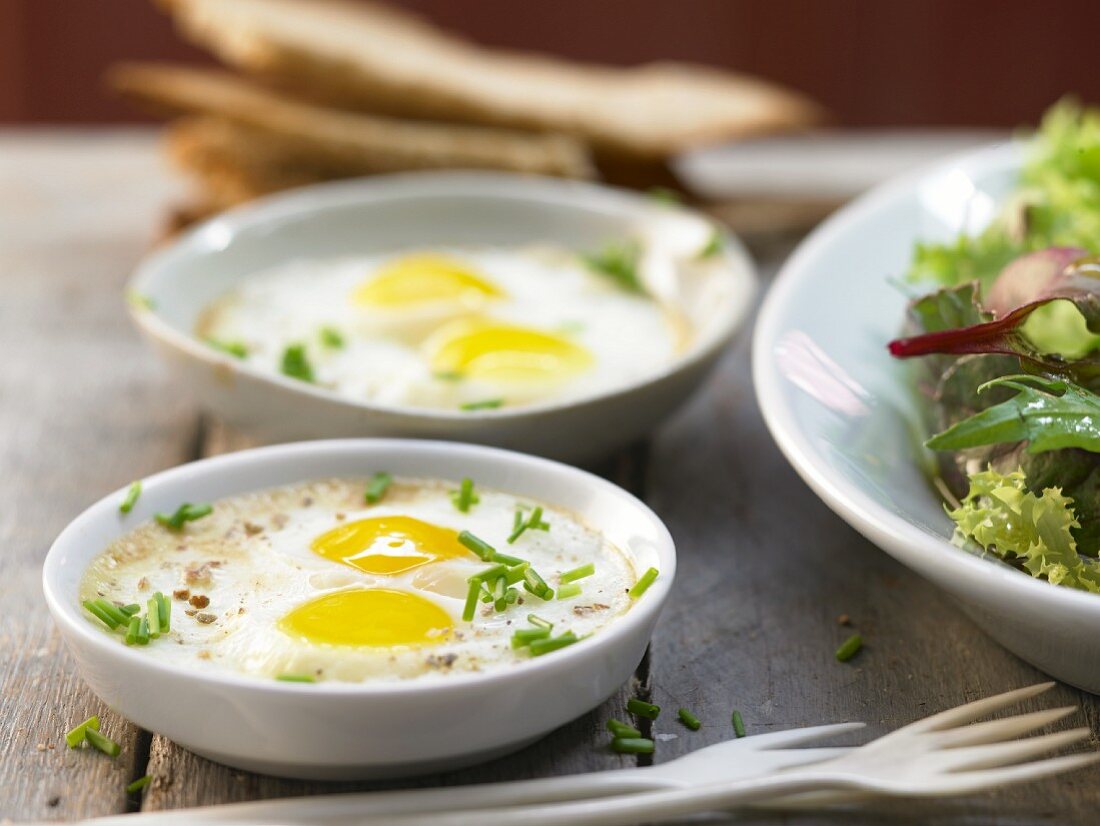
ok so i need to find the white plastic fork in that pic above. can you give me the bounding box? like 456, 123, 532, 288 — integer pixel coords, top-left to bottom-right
82, 723, 859, 825
341, 682, 1097, 826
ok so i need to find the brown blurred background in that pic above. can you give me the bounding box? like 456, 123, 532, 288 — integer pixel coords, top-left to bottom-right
2, 0, 1098, 128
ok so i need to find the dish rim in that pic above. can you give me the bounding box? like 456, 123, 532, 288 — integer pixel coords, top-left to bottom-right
127, 170, 757, 422
753, 138, 1100, 615
42, 438, 677, 696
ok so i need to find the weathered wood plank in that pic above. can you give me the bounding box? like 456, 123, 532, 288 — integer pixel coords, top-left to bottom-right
0, 133, 196, 821
142, 421, 645, 809
643, 274, 1100, 824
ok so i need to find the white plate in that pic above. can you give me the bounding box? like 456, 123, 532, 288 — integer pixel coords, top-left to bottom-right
128, 172, 756, 463
43, 439, 675, 779
754, 141, 1100, 693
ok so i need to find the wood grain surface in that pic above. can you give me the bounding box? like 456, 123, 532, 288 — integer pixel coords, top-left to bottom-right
2, 132, 1098, 824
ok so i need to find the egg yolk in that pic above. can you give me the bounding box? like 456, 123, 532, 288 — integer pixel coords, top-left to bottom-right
424, 318, 593, 382
311, 515, 471, 575
279, 588, 453, 647
352, 254, 504, 307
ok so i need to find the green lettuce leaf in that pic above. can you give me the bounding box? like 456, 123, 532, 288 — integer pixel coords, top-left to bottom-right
948, 468, 1100, 592
927, 374, 1100, 454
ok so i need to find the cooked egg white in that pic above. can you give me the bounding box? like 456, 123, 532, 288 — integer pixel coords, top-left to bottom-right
79, 478, 637, 683
195, 246, 684, 410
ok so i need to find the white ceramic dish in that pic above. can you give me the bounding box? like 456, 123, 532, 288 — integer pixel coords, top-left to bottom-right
43, 439, 675, 779
128, 172, 756, 464
754, 140, 1100, 694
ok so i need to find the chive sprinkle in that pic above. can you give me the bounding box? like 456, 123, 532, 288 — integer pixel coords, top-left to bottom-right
155, 591, 170, 633
582, 240, 643, 293
121, 604, 141, 616
606, 719, 641, 738
460, 398, 504, 411
528, 614, 553, 630
319, 326, 345, 349
124, 616, 142, 646
836, 634, 863, 662
698, 228, 724, 259
276, 674, 316, 683
529, 631, 578, 656
155, 502, 212, 531
462, 579, 481, 622
205, 338, 248, 359
458, 530, 496, 561
678, 708, 702, 731
146, 597, 161, 639
511, 627, 551, 649
628, 567, 659, 599
85, 727, 121, 758
491, 551, 525, 567
83, 600, 120, 630
611, 737, 655, 754
556, 582, 582, 600
507, 506, 550, 544
522, 567, 554, 601
92, 599, 129, 628
119, 481, 142, 514
280, 343, 314, 382
65, 716, 100, 748
560, 563, 595, 584
365, 472, 393, 504
627, 698, 660, 720
731, 710, 746, 738
451, 478, 479, 513
126, 775, 152, 794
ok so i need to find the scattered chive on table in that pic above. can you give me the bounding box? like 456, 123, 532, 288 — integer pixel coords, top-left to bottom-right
4, 131, 1099, 824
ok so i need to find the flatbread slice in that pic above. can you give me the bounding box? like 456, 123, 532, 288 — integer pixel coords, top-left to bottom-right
156, 0, 824, 159
110, 62, 594, 179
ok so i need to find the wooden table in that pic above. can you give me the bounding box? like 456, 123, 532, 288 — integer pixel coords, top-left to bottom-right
3, 131, 1097, 824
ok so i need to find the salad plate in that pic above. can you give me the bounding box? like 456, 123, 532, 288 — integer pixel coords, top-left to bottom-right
755, 105, 1100, 692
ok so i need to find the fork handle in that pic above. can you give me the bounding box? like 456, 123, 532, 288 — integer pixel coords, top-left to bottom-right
348, 771, 851, 826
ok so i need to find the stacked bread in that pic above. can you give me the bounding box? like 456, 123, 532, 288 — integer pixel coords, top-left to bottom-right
111, 0, 823, 230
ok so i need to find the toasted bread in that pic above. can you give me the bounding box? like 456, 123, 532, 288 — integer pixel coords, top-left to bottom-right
156, 0, 823, 159
110, 62, 594, 178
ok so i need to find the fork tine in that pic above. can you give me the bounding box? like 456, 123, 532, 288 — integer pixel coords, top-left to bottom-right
937, 728, 1092, 772
904, 683, 1055, 733
933, 707, 1078, 747
921, 751, 1100, 796
748, 722, 866, 749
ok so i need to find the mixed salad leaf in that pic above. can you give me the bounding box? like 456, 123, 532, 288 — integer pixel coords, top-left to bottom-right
889, 100, 1100, 593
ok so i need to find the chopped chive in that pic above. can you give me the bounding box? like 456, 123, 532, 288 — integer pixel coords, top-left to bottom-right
611, 737, 654, 754
364, 472, 393, 504
319, 326, 345, 349
120, 604, 141, 616
628, 567, 659, 599
527, 614, 553, 630
529, 631, 578, 657
450, 477, 480, 513
460, 398, 504, 411
508, 506, 550, 544
154, 502, 212, 531
83, 600, 120, 630
65, 716, 100, 748
124, 616, 142, 645
119, 481, 142, 514
698, 228, 724, 259
468, 563, 508, 584
522, 567, 553, 600
835, 634, 863, 662
126, 775, 152, 794
606, 719, 641, 738
276, 674, 316, 683
731, 710, 746, 738
146, 598, 161, 639
155, 591, 170, 633
490, 551, 525, 567
462, 579, 481, 622
627, 698, 660, 720
85, 727, 121, 758
505, 587, 519, 604
511, 627, 551, 648
582, 240, 643, 293
280, 343, 314, 382
560, 563, 595, 584
678, 708, 701, 731
92, 599, 129, 628
136, 617, 150, 646
205, 338, 248, 359
458, 530, 496, 561
556, 583, 582, 600
504, 562, 531, 584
